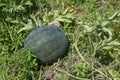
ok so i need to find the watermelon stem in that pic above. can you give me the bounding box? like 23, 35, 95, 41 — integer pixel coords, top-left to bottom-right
55, 68, 90, 80
74, 43, 86, 61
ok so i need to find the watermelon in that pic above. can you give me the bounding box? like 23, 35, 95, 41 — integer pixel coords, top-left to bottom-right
24, 25, 68, 64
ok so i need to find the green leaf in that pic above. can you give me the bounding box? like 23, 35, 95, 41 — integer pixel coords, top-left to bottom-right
55, 17, 72, 23
24, 1, 33, 6
48, 20, 60, 27
102, 27, 112, 42
102, 46, 113, 50
16, 5, 25, 11
63, 8, 69, 15
30, 14, 41, 27
83, 25, 93, 32
101, 21, 109, 27
5, 18, 20, 24
65, 13, 74, 19
0, 3, 6, 7
107, 41, 120, 46
18, 20, 33, 33
108, 11, 118, 20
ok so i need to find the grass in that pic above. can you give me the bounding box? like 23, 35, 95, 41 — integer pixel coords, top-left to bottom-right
0, 0, 120, 80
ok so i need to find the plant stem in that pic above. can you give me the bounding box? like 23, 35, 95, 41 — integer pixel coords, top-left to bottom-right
56, 68, 90, 80
74, 43, 86, 61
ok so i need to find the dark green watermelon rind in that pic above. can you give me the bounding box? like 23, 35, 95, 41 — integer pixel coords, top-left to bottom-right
24, 25, 64, 50
36, 34, 68, 64
24, 25, 68, 64
24, 31, 64, 52
25, 25, 64, 42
